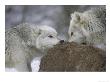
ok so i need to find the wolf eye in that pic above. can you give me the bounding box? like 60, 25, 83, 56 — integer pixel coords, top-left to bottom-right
48, 35, 53, 38
71, 32, 73, 36
81, 42, 86, 45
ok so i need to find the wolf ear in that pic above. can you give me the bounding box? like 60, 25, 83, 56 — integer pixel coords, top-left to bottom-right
71, 12, 81, 22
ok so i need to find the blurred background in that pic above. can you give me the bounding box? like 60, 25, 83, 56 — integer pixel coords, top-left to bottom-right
5, 5, 102, 40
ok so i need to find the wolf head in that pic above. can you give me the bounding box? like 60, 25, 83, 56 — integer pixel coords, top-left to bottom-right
36, 25, 62, 51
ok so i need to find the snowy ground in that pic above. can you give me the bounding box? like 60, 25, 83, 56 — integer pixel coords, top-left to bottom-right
5, 57, 41, 72
31, 57, 41, 72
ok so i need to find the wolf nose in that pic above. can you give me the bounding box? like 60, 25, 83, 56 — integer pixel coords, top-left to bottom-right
60, 40, 64, 44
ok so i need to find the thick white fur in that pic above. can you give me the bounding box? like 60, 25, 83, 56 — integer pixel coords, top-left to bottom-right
5, 23, 60, 72
68, 7, 106, 50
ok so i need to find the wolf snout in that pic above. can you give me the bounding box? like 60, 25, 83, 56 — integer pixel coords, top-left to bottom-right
60, 40, 65, 44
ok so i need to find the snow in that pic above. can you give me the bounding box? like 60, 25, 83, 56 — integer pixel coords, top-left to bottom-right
5, 57, 41, 72
5, 68, 18, 72
31, 57, 41, 72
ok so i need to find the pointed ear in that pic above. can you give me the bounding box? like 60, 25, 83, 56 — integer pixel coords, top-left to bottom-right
71, 12, 81, 22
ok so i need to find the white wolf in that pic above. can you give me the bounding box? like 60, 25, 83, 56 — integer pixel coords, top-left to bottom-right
68, 7, 106, 50
5, 23, 63, 72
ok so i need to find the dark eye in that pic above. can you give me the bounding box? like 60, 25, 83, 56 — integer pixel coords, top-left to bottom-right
48, 35, 53, 38
71, 32, 73, 36
81, 42, 86, 45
